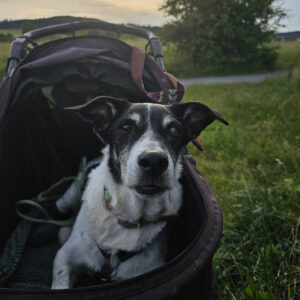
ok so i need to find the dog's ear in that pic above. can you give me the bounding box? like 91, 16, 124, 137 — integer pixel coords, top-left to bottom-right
170, 102, 229, 143
65, 96, 129, 142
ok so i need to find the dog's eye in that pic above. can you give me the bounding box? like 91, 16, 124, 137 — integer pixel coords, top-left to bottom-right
120, 123, 132, 132
168, 126, 180, 137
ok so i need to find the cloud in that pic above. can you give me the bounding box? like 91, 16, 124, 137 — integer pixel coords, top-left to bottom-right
65, 0, 167, 25
281, 0, 300, 31
0, 0, 298, 29
0, 0, 167, 25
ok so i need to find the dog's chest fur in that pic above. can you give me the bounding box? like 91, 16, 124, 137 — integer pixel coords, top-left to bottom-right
78, 146, 182, 253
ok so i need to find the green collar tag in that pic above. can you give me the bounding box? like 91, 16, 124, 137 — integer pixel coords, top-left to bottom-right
104, 188, 112, 203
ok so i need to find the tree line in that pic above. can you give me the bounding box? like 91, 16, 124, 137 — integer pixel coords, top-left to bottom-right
159, 0, 286, 73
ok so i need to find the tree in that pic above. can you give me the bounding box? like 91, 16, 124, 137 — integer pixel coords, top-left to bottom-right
160, 0, 286, 73
0, 33, 14, 42
22, 20, 37, 34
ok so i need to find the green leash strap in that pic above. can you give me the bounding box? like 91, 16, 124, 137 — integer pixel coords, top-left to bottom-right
15, 199, 76, 227
14, 156, 102, 227
15, 177, 76, 227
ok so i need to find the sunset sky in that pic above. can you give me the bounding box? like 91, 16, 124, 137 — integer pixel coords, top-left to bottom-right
0, 0, 299, 31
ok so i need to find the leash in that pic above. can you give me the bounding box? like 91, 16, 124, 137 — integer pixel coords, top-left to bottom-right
15, 176, 76, 226
15, 156, 102, 226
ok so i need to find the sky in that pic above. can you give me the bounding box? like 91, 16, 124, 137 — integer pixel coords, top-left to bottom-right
0, 0, 299, 32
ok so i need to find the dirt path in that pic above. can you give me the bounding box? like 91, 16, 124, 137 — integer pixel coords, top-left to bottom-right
180, 70, 290, 86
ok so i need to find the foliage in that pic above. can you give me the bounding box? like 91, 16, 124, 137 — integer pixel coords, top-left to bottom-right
21, 20, 38, 34
0, 55, 6, 80
160, 0, 286, 74
162, 39, 300, 77
185, 74, 300, 299
0, 42, 11, 81
0, 33, 14, 43
0, 29, 22, 38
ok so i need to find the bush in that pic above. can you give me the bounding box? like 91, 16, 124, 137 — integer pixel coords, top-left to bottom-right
22, 20, 37, 34
0, 33, 14, 43
160, 0, 286, 74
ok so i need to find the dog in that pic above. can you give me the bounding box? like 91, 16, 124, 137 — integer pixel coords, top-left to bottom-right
51, 96, 228, 289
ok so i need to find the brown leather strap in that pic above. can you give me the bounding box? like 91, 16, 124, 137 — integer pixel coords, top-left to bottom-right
131, 46, 145, 91
118, 214, 178, 229
145, 56, 173, 90
131, 46, 173, 92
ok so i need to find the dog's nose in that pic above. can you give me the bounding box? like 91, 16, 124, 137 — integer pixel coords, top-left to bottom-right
138, 151, 168, 175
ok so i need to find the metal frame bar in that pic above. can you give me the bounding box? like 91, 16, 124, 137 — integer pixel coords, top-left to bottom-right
4, 20, 165, 79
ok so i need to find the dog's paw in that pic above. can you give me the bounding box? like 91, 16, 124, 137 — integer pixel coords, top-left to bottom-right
51, 279, 70, 290
111, 261, 151, 281
51, 267, 72, 289
111, 255, 164, 281
110, 265, 130, 281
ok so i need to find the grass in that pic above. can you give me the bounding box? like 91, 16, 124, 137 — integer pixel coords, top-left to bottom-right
0, 28, 21, 37
119, 34, 146, 50
0, 42, 10, 78
0, 42, 10, 56
272, 41, 300, 70
184, 74, 300, 299
163, 41, 300, 78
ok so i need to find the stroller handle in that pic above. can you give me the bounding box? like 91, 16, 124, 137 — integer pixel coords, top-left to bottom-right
24, 20, 157, 41
4, 20, 165, 78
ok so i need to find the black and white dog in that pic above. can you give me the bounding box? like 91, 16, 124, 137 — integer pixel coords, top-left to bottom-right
51, 96, 228, 289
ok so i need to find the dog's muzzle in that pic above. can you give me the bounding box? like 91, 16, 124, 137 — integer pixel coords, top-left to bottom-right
138, 151, 168, 175
135, 150, 169, 196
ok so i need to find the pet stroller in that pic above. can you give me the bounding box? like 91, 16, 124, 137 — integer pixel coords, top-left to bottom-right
0, 20, 223, 299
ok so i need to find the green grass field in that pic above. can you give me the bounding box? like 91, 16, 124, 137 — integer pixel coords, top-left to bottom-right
0, 42, 10, 78
163, 41, 300, 78
185, 74, 300, 299
273, 41, 300, 70
0, 28, 22, 37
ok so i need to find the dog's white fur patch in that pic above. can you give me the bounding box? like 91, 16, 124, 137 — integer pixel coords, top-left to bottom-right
51, 145, 183, 289
128, 112, 141, 125
162, 114, 173, 128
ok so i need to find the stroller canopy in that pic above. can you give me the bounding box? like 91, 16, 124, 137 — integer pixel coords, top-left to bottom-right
1, 34, 184, 122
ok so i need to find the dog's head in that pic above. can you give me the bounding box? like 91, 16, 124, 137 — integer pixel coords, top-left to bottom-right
67, 97, 228, 198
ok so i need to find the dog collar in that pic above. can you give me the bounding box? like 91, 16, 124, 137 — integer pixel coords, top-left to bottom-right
104, 188, 113, 210
104, 188, 178, 229
118, 215, 178, 229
